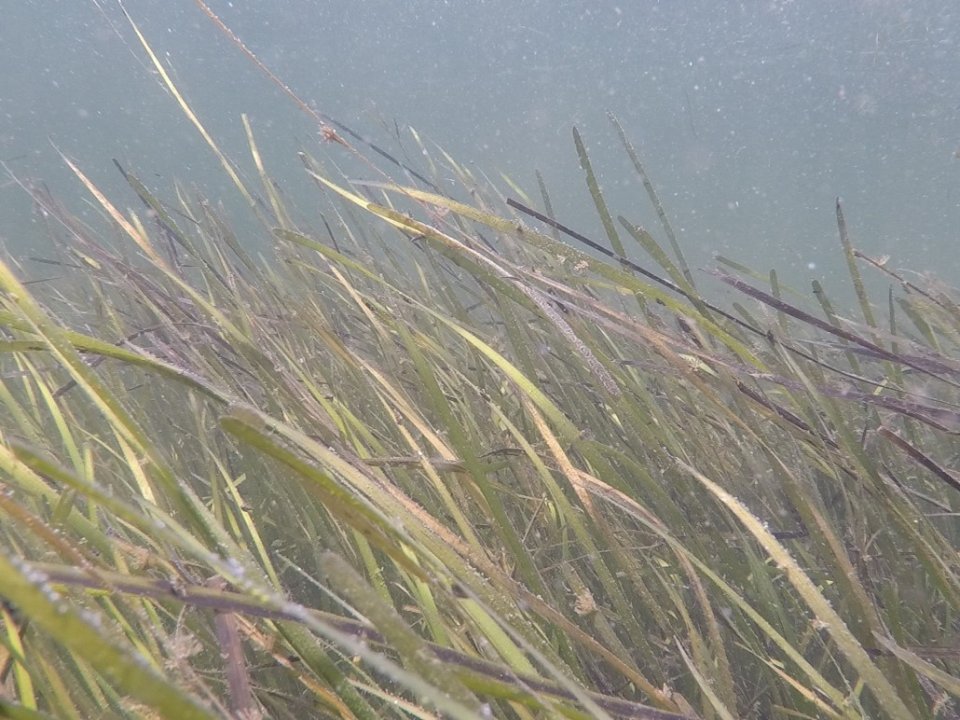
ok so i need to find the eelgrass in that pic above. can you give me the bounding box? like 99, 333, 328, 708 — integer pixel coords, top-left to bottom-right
0, 7, 957, 720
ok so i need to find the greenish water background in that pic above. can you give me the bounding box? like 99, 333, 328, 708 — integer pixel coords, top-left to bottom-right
2, 1, 958, 291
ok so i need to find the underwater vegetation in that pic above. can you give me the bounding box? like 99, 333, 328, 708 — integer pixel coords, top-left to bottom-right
0, 4, 957, 720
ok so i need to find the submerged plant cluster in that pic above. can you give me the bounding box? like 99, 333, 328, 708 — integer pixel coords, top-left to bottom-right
0, 9, 957, 720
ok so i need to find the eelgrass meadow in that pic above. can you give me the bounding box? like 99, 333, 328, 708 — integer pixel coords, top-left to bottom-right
0, 5, 957, 720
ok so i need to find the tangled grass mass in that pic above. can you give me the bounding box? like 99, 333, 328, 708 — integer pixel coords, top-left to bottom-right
0, 7, 956, 720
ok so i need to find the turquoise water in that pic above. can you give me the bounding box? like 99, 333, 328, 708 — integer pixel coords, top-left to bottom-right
2, 1, 958, 292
